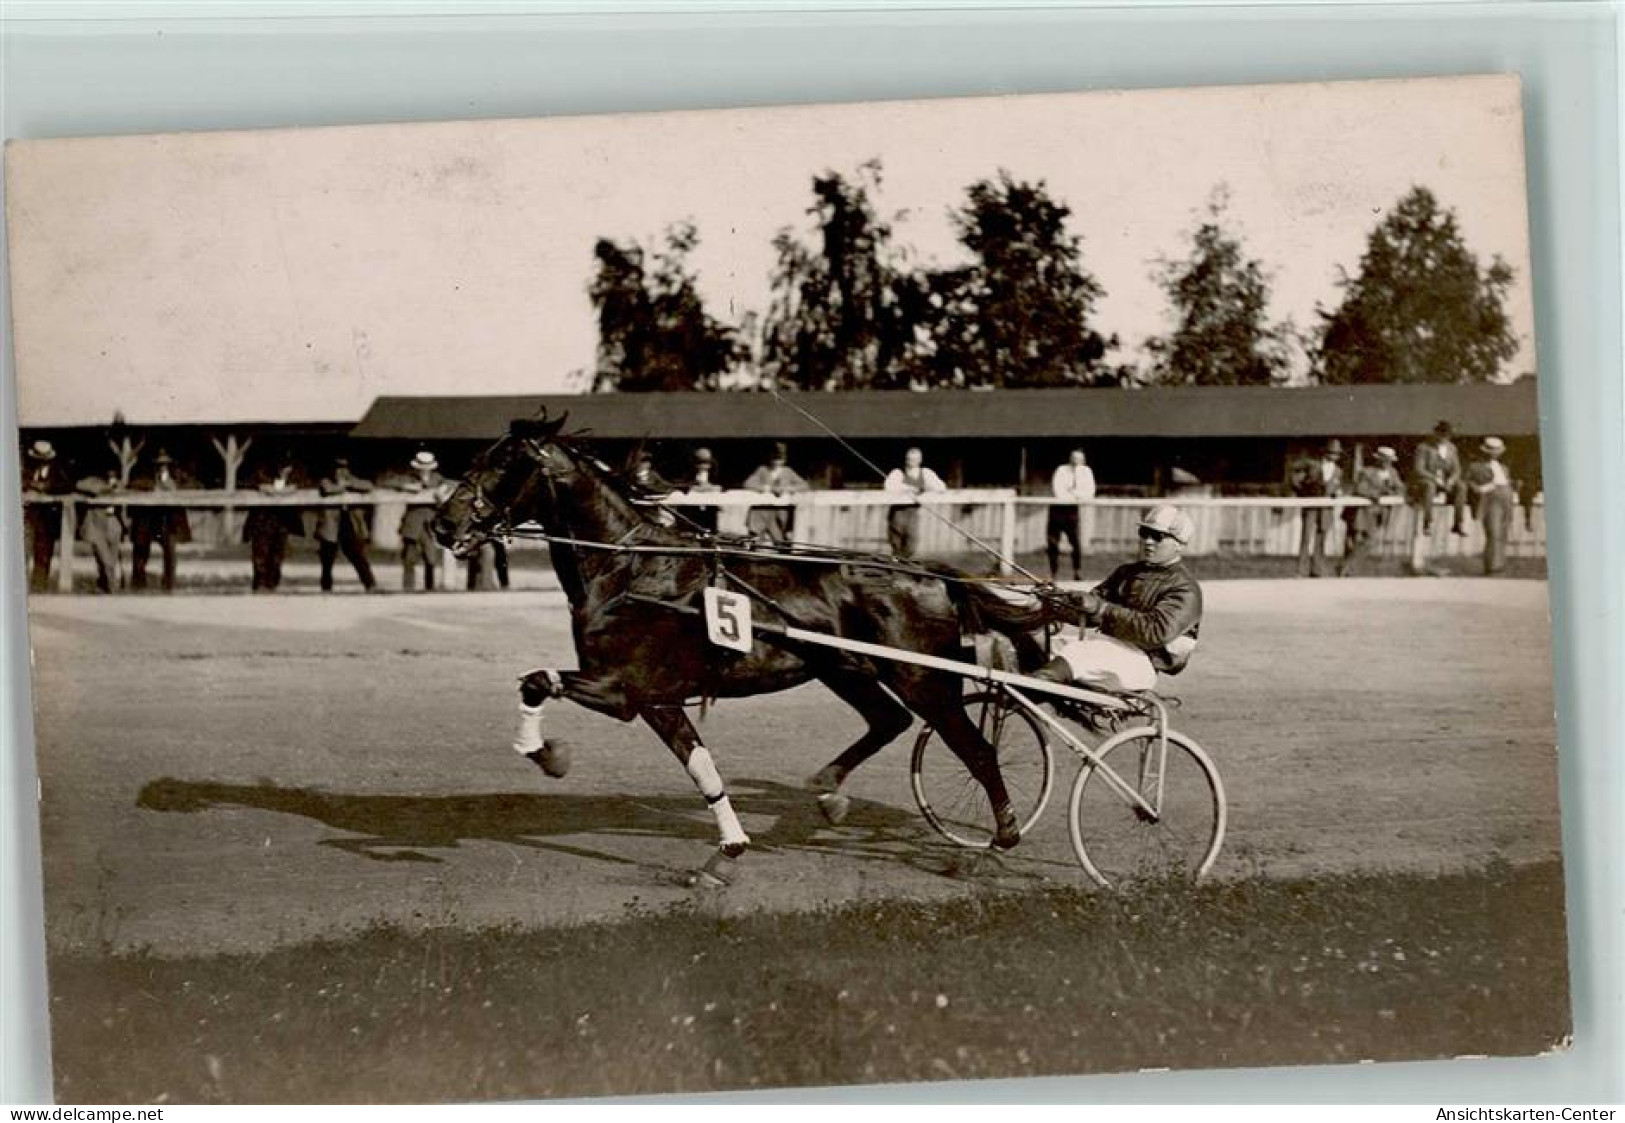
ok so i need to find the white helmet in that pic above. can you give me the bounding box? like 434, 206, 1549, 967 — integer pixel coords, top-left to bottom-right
1139, 504, 1195, 545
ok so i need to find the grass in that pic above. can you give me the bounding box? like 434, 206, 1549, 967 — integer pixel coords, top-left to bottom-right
48, 861, 1570, 1103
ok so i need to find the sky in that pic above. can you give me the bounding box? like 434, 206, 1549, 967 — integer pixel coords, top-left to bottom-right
5, 75, 1535, 427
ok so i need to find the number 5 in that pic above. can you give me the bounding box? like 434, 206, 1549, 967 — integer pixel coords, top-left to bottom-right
703, 588, 753, 653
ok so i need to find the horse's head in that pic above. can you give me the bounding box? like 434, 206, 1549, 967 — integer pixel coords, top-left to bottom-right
432, 413, 572, 557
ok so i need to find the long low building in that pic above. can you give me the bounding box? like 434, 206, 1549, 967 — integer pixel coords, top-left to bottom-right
17, 382, 1543, 498
350, 381, 1544, 495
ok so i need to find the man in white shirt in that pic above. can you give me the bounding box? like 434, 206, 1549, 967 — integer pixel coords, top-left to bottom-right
1046, 448, 1097, 581
884, 446, 946, 559
1465, 436, 1517, 575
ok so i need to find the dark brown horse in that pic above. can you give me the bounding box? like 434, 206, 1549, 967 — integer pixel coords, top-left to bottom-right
432, 415, 1049, 884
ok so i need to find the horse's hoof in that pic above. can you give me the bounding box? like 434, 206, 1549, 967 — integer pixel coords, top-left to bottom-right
817, 792, 851, 825
526, 739, 571, 778
991, 805, 1021, 851
805, 765, 843, 794
686, 846, 744, 889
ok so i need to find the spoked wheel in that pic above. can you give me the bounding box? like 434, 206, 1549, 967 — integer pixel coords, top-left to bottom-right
1068, 725, 1226, 889
911, 690, 1054, 848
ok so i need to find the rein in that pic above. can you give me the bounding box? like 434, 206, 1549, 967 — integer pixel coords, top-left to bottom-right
495, 523, 1019, 587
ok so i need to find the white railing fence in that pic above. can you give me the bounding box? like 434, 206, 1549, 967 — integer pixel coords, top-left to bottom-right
21, 488, 1544, 591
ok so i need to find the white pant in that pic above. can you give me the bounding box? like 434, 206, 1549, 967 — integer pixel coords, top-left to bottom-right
1055, 633, 1158, 693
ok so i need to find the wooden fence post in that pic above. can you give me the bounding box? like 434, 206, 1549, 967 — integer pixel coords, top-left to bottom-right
211, 434, 253, 545
108, 435, 144, 487
998, 497, 1016, 576
55, 498, 75, 593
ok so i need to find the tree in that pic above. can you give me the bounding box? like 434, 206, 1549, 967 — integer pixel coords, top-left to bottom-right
944, 171, 1116, 388
1314, 186, 1518, 384
588, 222, 741, 392
1144, 188, 1291, 386
760, 160, 922, 391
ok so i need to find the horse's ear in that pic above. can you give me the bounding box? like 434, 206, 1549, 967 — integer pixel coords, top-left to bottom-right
509, 411, 567, 440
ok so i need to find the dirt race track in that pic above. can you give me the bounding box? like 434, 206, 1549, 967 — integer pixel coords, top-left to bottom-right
26, 579, 1561, 958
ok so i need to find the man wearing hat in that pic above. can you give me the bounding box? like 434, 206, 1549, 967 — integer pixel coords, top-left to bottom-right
1410, 419, 1467, 542
1031, 504, 1203, 696
317, 454, 379, 592
128, 449, 192, 592
1338, 446, 1406, 577
1466, 437, 1518, 575
1289, 439, 1346, 577
397, 450, 448, 591
73, 463, 127, 594
21, 439, 71, 592
683, 446, 723, 534
744, 442, 808, 545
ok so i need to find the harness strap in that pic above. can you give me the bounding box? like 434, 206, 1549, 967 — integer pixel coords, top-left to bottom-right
499, 526, 1035, 589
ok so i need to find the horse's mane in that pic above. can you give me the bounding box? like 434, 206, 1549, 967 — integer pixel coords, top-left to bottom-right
543, 428, 700, 541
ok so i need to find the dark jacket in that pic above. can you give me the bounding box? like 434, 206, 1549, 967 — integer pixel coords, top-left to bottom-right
1289, 456, 1344, 498
316, 468, 375, 543
393, 471, 448, 551
243, 466, 308, 540
127, 467, 194, 542
1409, 439, 1462, 504
1085, 560, 1204, 674
21, 462, 73, 537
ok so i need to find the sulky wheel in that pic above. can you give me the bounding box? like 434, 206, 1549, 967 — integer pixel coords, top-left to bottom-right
911, 690, 1054, 848
1067, 725, 1226, 889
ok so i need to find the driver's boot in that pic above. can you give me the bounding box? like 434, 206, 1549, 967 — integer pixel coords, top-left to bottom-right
1029, 656, 1073, 685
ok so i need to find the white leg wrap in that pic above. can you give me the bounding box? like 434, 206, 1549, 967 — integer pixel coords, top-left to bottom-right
685, 745, 725, 800
686, 747, 749, 847
709, 796, 750, 849
514, 703, 545, 755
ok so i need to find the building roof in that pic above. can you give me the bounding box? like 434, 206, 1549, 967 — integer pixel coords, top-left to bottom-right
350, 382, 1542, 442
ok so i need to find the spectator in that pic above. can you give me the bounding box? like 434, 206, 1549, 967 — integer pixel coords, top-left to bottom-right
1288, 439, 1345, 578
128, 449, 192, 593
317, 456, 378, 593
744, 442, 807, 545
397, 450, 448, 592
1515, 448, 1542, 535
884, 446, 947, 559
244, 450, 305, 593
1338, 445, 1404, 577
1466, 437, 1517, 576
682, 447, 722, 534
1408, 420, 1468, 576
74, 465, 127, 594
1047, 447, 1096, 581
21, 439, 71, 593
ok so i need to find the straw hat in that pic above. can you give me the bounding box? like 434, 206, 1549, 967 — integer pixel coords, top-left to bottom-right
27, 439, 56, 461
411, 450, 439, 472
1374, 446, 1398, 463
1481, 436, 1506, 455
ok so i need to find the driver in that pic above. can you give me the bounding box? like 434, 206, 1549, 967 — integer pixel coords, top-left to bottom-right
1030, 504, 1202, 694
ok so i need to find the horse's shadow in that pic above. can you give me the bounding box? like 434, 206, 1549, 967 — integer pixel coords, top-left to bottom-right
134, 775, 1029, 881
